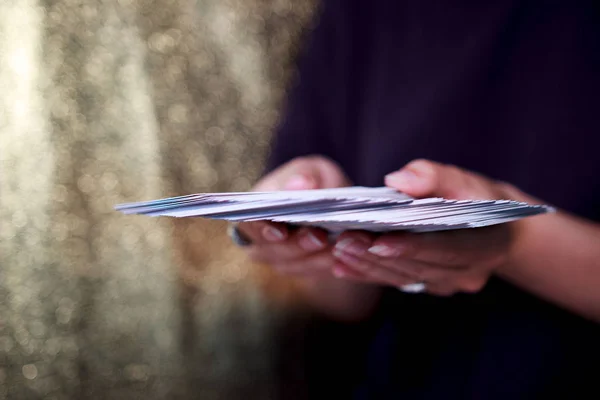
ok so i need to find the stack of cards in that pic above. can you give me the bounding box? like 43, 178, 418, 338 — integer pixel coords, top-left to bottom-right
115, 186, 553, 233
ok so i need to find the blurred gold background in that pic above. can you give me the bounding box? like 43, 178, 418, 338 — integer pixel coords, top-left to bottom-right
0, 0, 320, 398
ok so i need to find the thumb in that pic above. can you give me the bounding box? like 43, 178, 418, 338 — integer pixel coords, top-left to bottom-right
384, 159, 439, 197
254, 158, 323, 191
254, 156, 348, 191
384, 159, 457, 198
385, 159, 496, 200
282, 173, 319, 190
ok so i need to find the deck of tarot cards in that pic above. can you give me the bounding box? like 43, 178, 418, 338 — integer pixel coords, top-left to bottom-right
115, 186, 553, 233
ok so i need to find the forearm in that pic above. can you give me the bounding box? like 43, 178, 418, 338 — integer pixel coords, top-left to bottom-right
499, 188, 600, 322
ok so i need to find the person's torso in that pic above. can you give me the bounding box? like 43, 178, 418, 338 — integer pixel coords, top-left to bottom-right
313, 1, 600, 398
329, 0, 600, 221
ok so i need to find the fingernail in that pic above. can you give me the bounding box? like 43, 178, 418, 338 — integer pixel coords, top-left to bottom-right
284, 174, 313, 190
299, 231, 325, 251
335, 238, 353, 251
368, 244, 401, 258
262, 226, 285, 242
385, 169, 418, 188
335, 238, 368, 256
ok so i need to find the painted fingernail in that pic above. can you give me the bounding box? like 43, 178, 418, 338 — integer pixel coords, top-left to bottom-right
299, 231, 325, 251
335, 238, 368, 256
336, 238, 353, 250
368, 244, 401, 258
262, 226, 285, 242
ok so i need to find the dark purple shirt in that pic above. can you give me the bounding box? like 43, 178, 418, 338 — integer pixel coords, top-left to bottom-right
268, 1, 600, 398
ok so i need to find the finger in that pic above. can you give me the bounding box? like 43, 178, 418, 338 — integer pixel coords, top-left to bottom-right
246, 227, 330, 263
384, 159, 497, 200
332, 247, 416, 287
333, 231, 422, 282
274, 254, 374, 281
271, 249, 335, 276
378, 257, 473, 285
367, 227, 509, 267
374, 257, 490, 294
335, 244, 467, 285
333, 236, 490, 293
333, 230, 469, 269
237, 221, 289, 245
333, 230, 377, 254
334, 246, 488, 294
331, 262, 376, 282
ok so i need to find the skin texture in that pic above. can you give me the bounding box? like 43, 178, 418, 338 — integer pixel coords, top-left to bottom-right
238, 156, 600, 323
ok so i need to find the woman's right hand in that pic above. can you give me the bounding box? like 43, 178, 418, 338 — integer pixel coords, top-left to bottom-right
237, 156, 350, 277
238, 155, 383, 321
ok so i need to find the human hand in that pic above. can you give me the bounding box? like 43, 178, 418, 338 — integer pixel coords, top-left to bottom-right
237, 156, 351, 277
331, 159, 516, 295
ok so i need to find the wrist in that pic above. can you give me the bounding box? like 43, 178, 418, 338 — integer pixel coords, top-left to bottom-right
493, 182, 539, 276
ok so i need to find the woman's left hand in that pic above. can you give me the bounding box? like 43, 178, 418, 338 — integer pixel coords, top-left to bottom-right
331, 159, 518, 296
